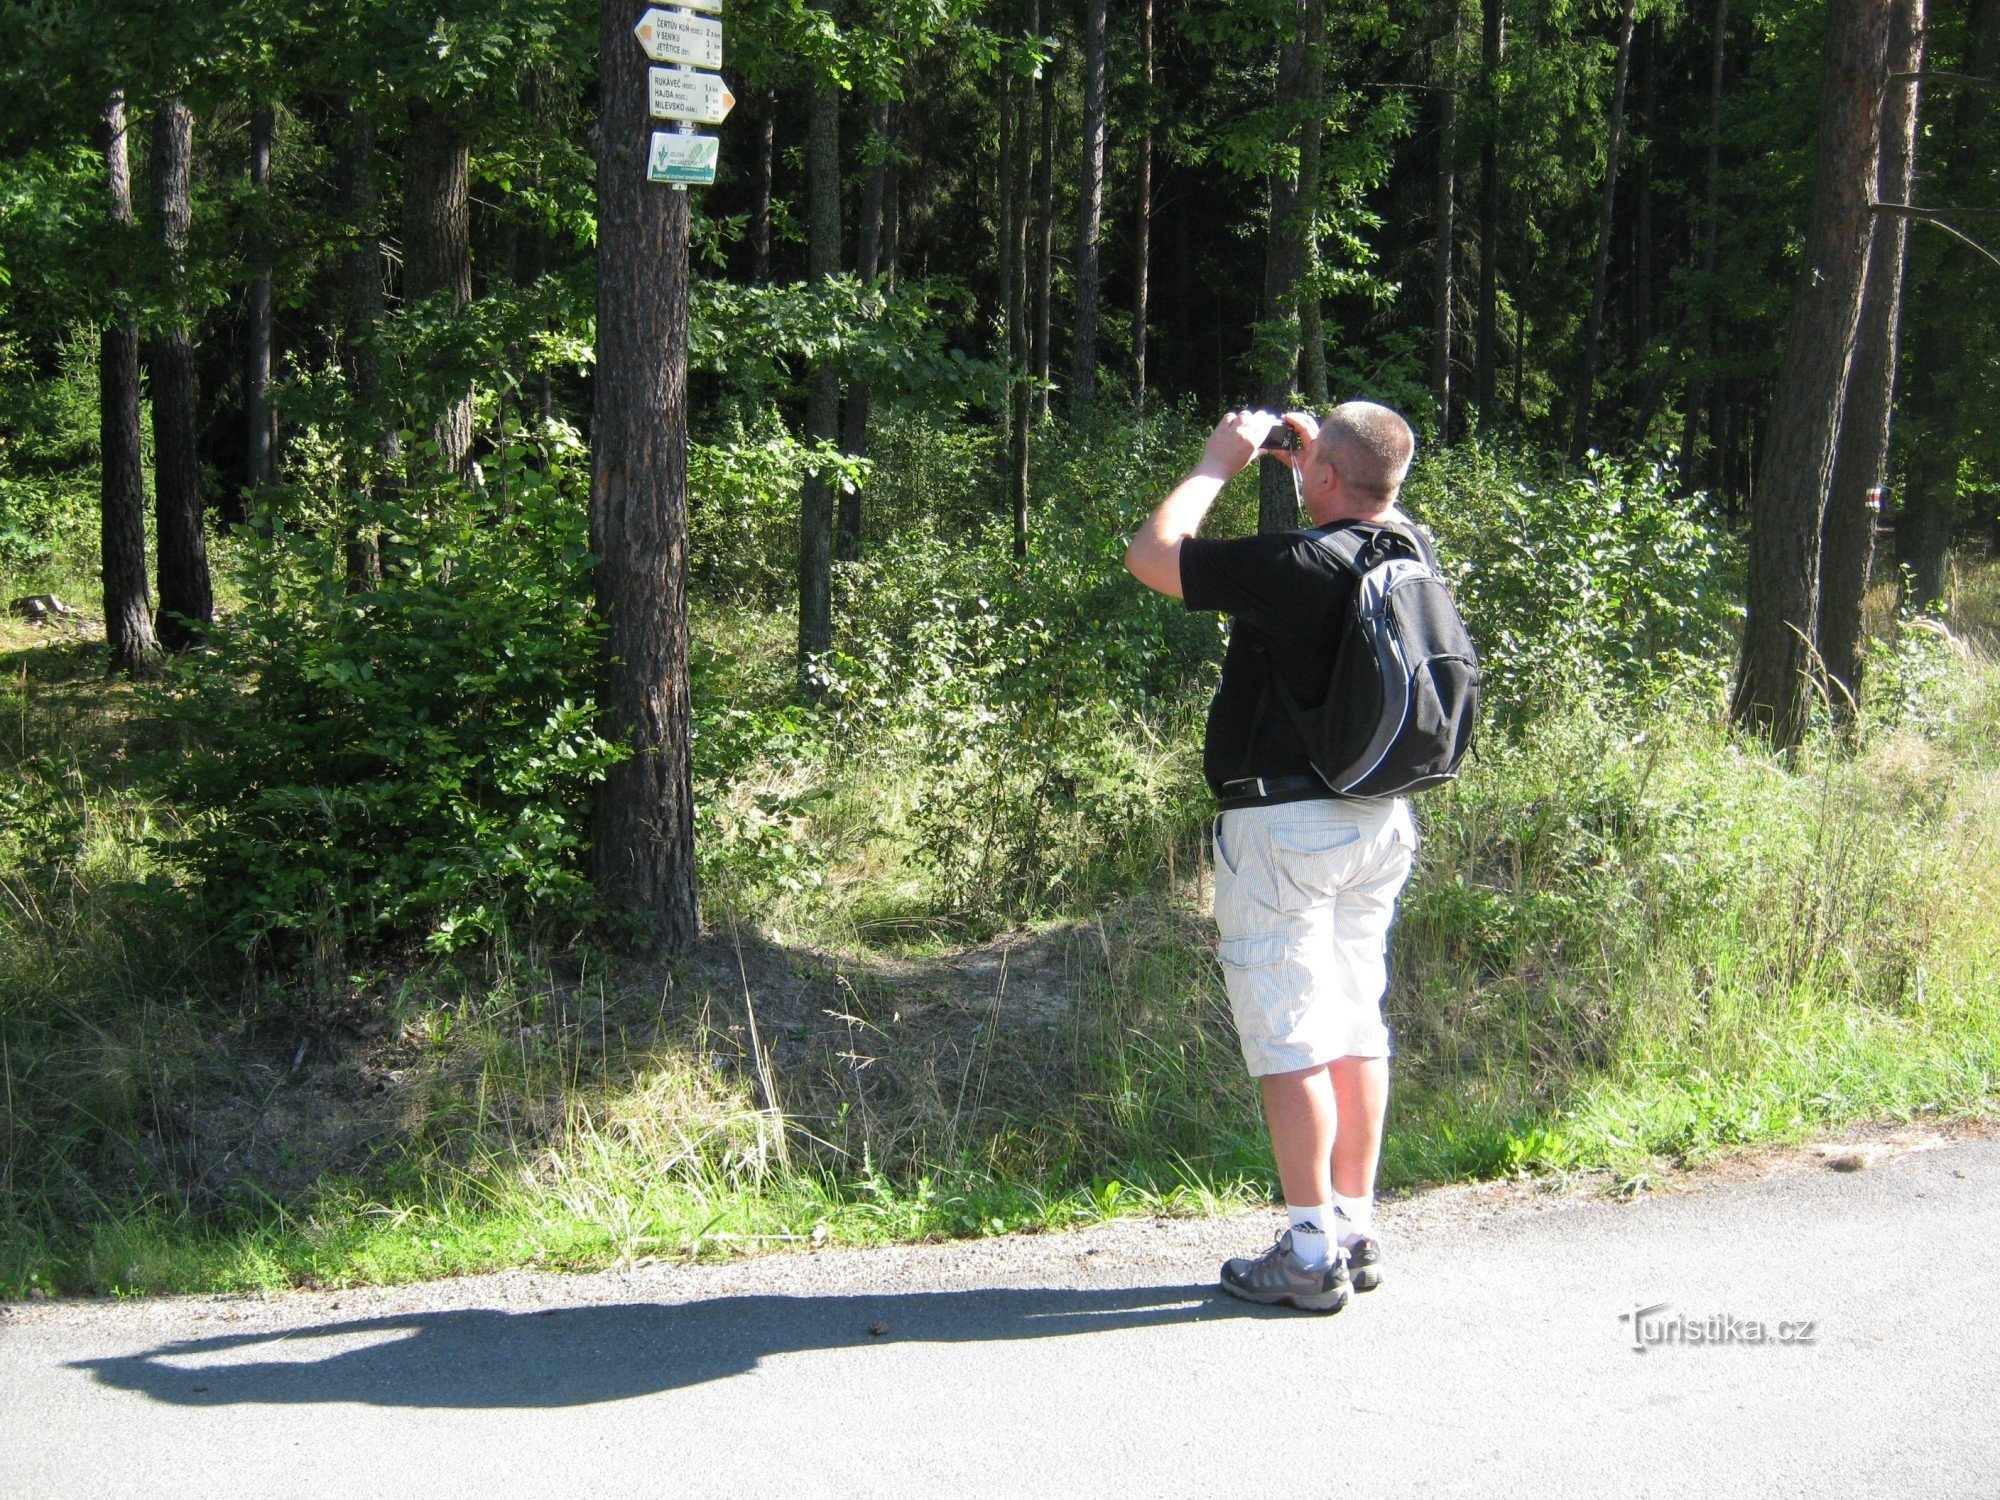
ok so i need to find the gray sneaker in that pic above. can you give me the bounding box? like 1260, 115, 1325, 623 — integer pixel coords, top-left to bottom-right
1343, 1234, 1383, 1292
1219, 1230, 1352, 1313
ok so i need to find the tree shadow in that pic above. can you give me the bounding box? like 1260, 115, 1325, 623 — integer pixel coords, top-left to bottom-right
75, 1282, 1264, 1410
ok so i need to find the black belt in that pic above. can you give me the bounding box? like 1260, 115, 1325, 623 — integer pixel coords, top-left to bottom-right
1215, 774, 1334, 810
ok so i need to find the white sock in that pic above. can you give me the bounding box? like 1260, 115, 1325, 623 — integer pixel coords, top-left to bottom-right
1286, 1204, 1333, 1270
1334, 1193, 1374, 1246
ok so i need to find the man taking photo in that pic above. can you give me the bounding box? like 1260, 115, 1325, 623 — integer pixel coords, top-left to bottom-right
1124, 401, 1431, 1314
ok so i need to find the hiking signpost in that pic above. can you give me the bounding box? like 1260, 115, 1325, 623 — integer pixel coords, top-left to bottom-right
634, 3, 725, 190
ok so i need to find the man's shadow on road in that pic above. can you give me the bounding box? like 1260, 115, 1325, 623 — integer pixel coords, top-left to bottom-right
75, 1282, 1268, 1410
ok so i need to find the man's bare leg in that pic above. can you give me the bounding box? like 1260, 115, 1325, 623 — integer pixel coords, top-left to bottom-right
1259, 1064, 1339, 1207
1327, 1054, 1390, 1200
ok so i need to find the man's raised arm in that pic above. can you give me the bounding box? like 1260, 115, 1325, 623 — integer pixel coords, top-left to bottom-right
1124, 410, 1292, 598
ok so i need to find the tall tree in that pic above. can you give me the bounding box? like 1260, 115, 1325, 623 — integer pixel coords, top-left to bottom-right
1474, 0, 1502, 426
1257, 14, 1310, 533
589, 0, 699, 953
146, 95, 212, 652
1895, 0, 1998, 601
337, 107, 394, 592
1567, 0, 1638, 460
1133, 0, 1155, 411
1431, 0, 1463, 442
1296, 0, 1330, 406
98, 89, 160, 677
1070, 0, 1107, 408
1007, 35, 1036, 559
1817, 0, 1925, 709
1032, 52, 1056, 418
839, 100, 892, 560
1731, 0, 1889, 746
404, 100, 474, 472
750, 84, 777, 284
797, 83, 842, 681
1681, 0, 1730, 487
246, 102, 276, 504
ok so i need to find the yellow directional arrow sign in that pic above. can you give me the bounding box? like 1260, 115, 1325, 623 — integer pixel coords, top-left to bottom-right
634, 8, 722, 68
648, 68, 735, 125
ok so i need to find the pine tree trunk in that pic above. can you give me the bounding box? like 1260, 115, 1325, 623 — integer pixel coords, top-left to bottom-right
589, 0, 699, 954
1894, 0, 1996, 603
1731, 0, 1889, 746
797, 84, 842, 684
1257, 15, 1310, 535
1682, 0, 1730, 486
404, 100, 474, 472
1475, 0, 1501, 427
1817, 0, 1925, 708
751, 85, 776, 284
338, 108, 393, 592
1431, 0, 1462, 442
839, 101, 891, 561
1297, 0, 1329, 407
1133, 0, 1155, 412
1008, 30, 1035, 559
1070, 0, 1108, 409
1634, 22, 1656, 356
246, 102, 276, 505
1032, 69, 1056, 418
1568, 0, 1638, 461
98, 90, 160, 677
146, 96, 212, 653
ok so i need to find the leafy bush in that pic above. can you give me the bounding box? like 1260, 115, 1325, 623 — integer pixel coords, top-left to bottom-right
1404, 441, 1739, 716
154, 434, 624, 957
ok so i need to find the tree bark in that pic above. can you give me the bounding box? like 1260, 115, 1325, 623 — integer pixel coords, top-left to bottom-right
1568, 0, 1639, 461
246, 102, 276, 504
1070, 0, 1108, 409
797, 84, 842, 684
1431, 0, 1462, 442
1257, 15, 1310, 534
1817, 0, 1923, 709
590, 0, 699, 955
404, 100, 474, 472
1297, 0, 1330, 407
1475, 0, 1502, 427
1731, 0, 1889, 746
839, 101, 892, 561
1682, 0, 1730, 486
146, 96, 212, 653
98, 91, 160, 677
338, 108, 394, 592
751, 85, 776, 284
1894, 0, 1996, 603
1032, 65, 1056, 417
1133, 0, 1155, 412
1008, 31, 1036, 559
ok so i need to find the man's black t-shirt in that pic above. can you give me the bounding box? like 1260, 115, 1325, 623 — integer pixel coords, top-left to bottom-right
1179, 525, 1364, 804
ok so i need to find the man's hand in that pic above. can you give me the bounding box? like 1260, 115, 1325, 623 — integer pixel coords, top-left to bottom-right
1126, 409, 1313, 599
1195, 409, 1282, 480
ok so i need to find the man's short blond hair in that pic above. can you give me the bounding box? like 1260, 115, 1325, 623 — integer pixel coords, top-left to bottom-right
1312, 401, 1415, 507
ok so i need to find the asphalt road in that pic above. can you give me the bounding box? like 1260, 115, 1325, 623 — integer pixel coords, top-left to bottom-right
5, 1126, 1996, 1500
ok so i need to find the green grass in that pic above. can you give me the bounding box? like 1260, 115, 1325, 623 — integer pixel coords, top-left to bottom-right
4, 548, 1999, 1299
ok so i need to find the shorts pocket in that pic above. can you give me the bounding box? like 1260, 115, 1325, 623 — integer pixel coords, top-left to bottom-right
1266, 823, 1364, 911
1216, 932, 1307, 1045
1217, 932, 1288, 970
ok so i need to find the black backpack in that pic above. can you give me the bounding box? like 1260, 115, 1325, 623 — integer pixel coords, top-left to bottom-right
1256, 518, 1481, 799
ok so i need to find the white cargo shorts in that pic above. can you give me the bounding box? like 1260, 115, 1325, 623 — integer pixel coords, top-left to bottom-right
1211, 795, 1418, 1076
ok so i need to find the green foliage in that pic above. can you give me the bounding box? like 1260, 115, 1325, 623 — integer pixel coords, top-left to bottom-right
152, 436, 624, 957
1406, 440, 1739, 715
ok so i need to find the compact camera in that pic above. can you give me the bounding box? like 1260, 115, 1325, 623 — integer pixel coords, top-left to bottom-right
1258, 415, 1301, 452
